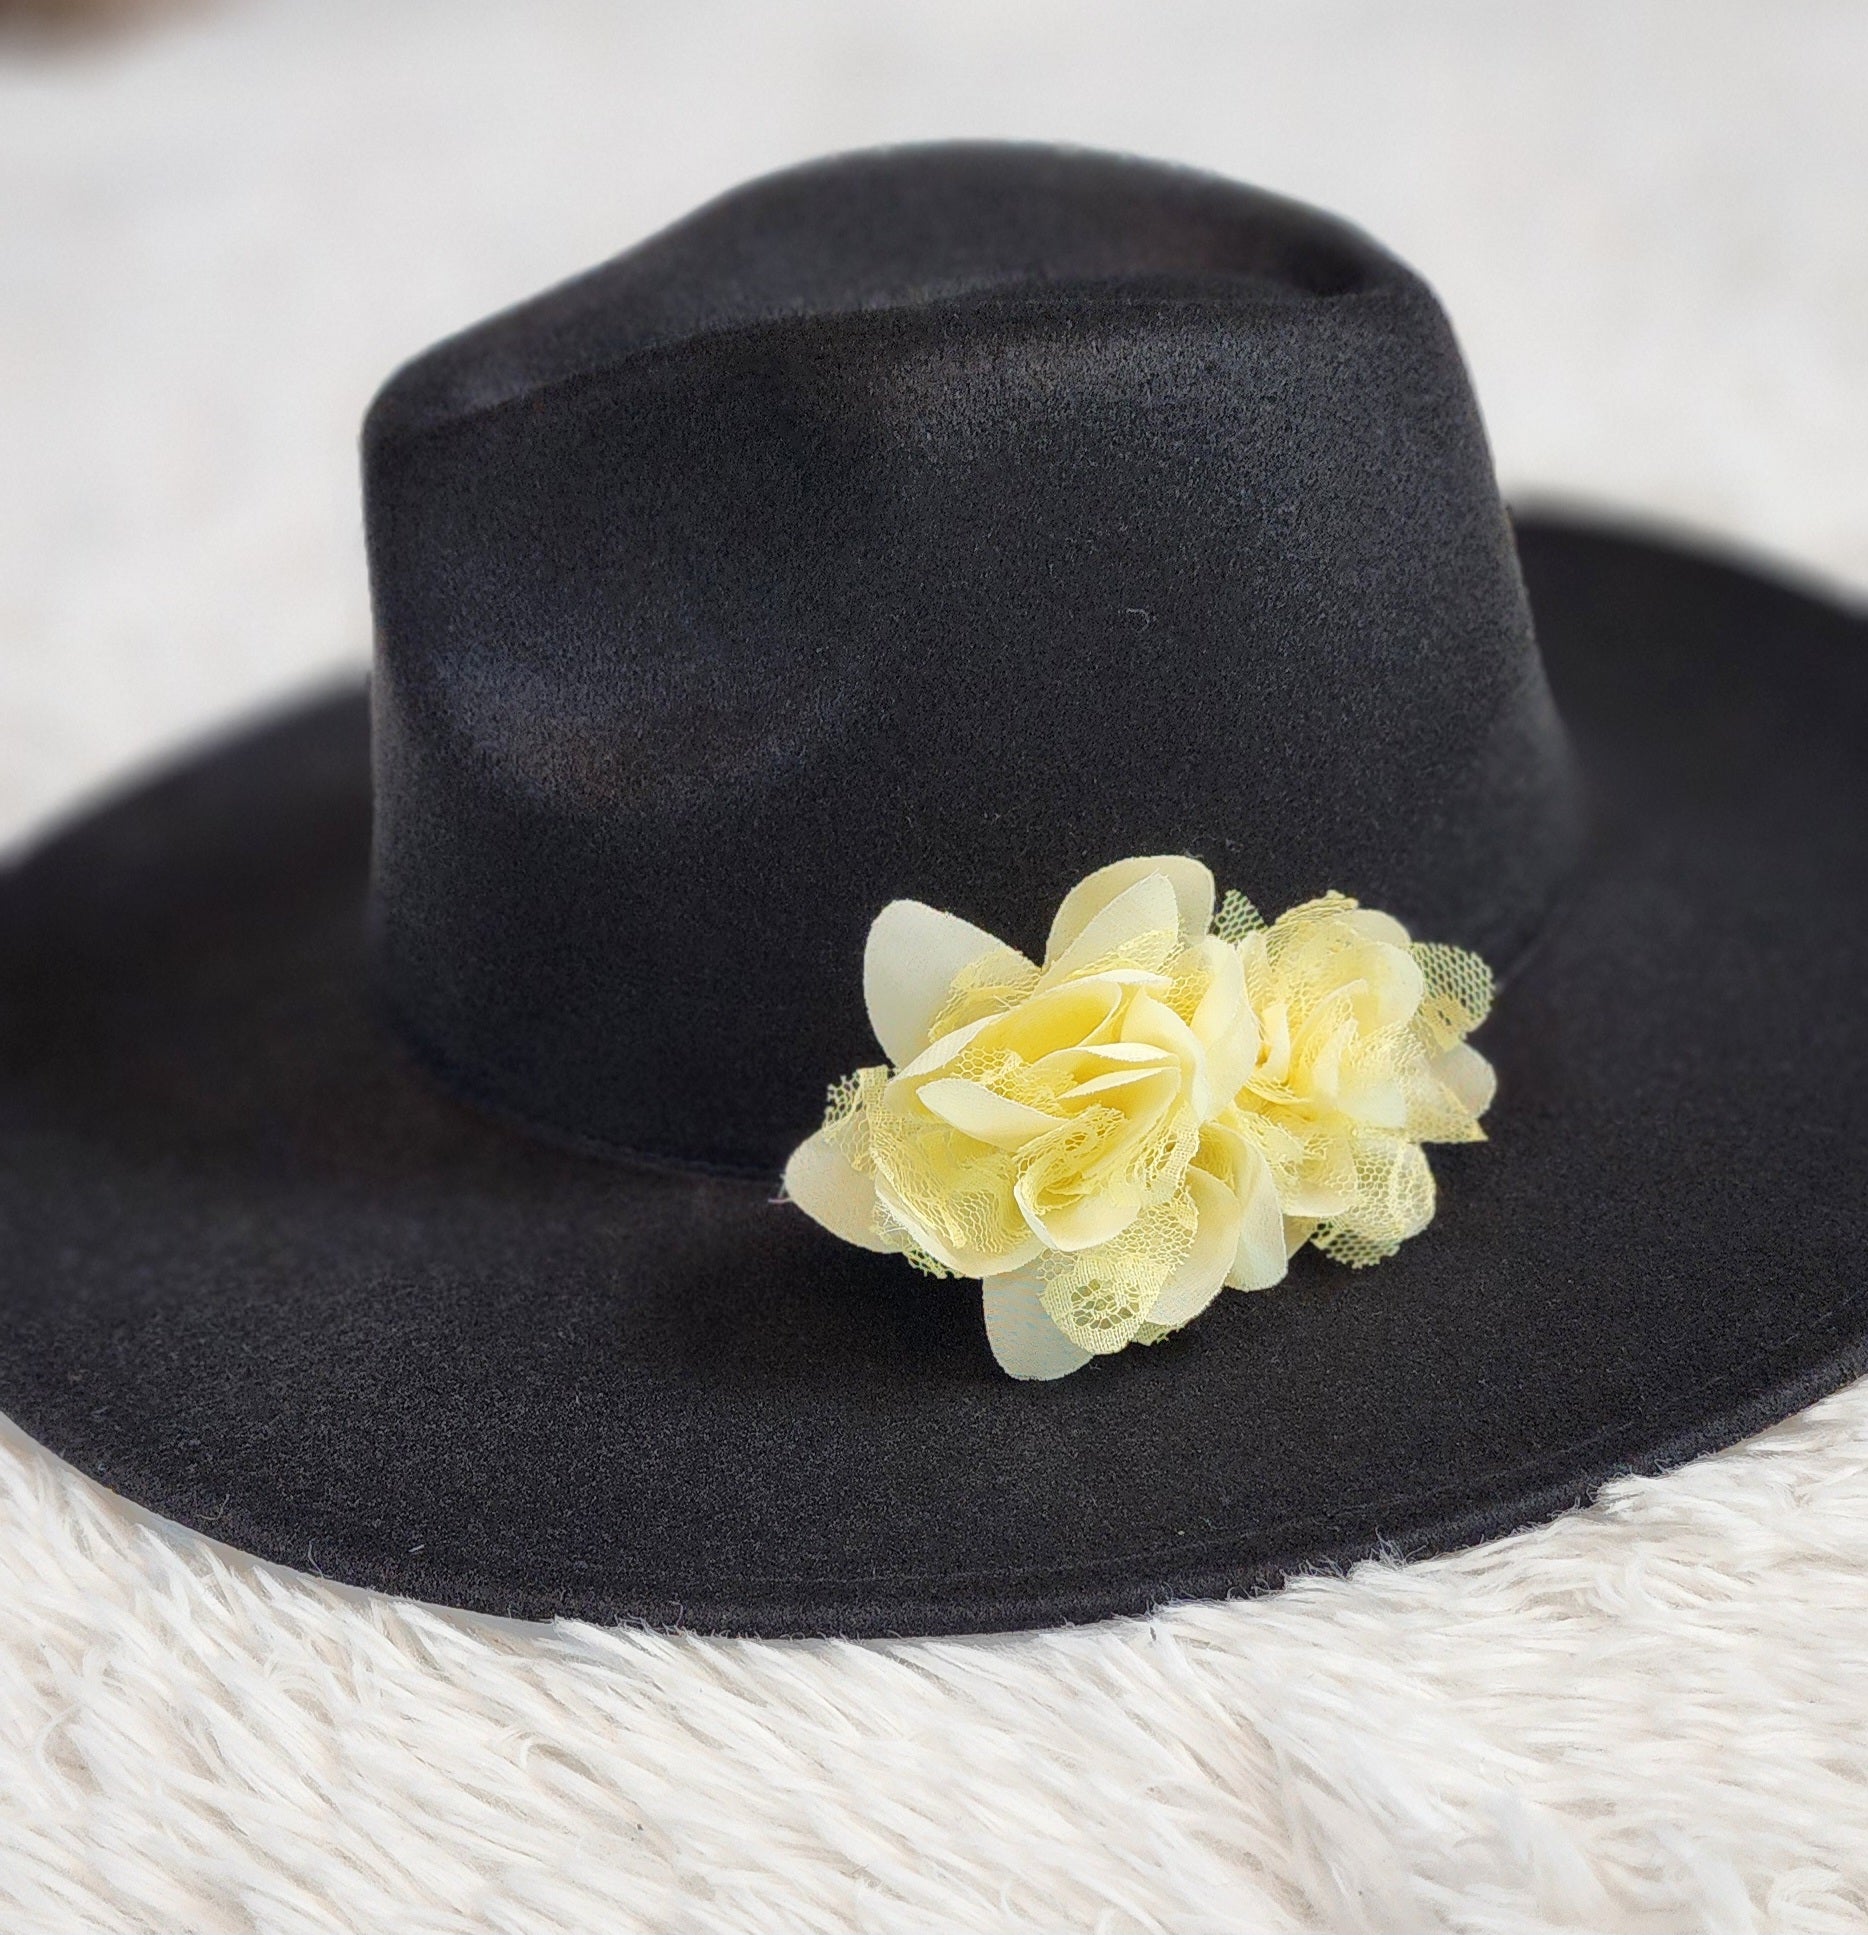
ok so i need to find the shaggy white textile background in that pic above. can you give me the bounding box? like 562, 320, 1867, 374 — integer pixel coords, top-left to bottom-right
2, 3, 1866, 1928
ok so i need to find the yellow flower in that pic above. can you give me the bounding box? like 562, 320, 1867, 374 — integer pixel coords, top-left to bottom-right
785, 859, 1495, 1379
1213, 890, 1496, 1270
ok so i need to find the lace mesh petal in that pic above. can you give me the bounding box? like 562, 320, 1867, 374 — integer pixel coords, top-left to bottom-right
869, 1117, 1026, 1265
1038, 1190, 1197, 1353
926, 947, 1043, 1041
1412, 941, 1495, 1047
1313, 1137, 1436, 1267
1213, 888, 1265, 944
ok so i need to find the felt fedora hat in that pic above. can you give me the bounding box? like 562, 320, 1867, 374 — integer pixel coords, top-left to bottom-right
1, 144, 1863, 1639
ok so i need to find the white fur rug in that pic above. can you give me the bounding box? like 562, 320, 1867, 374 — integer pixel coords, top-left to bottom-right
2, 3, 1865, 1928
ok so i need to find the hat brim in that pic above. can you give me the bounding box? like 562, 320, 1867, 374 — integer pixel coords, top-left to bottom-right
1, 514, 1862, 1638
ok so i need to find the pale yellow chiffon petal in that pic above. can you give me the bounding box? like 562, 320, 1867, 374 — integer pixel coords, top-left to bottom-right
1338, 906, 1413, 948
894, 1013, 997, 1082
1061, 1038, 1176, 1070
1046, 871, 1181, 976
782, 1130, 894, 1252
1187, 937, 1258, 1092
1433, 1041, 1497, 1119
982, 1268, 1095, 1380
1046, 855, 1213, 964
1016, 1177, 1144, 1254
916, 1078, 1065, 1149
863, 899, 1016, 1067
1061, 1058, 1176, 1100
1228, 1144, 1291, 1290
1148, 1166, 1242, 1329
986, 980, 1126, 1063
1345, 942, 1425, 1032
1119, 990, 1203, 1067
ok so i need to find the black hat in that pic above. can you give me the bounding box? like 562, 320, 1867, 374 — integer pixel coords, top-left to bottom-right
2, 145, 1862, 1637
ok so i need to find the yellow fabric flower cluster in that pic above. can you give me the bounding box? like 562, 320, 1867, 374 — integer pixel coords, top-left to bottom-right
784, 858, 1495, 1379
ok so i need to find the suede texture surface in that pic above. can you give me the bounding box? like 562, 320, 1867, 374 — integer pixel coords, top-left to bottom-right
365, 148, 1581, 1171
0, 519, 1861, 1637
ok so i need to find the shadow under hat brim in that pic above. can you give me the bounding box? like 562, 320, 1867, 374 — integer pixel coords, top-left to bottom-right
0, 515, 1863, 1638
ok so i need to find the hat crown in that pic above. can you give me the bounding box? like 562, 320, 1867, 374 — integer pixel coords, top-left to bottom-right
364, 144, 1580, 1171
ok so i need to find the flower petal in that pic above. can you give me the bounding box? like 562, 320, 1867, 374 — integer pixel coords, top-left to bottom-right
982, 1267, 1095, 1380
917, 1078, 1064, 1150
1339, 906, 1413, 948
984, 979, 1126, 1063
1063, 1039, 1177, 1068
863, 900, 1020, 1067
1017, 1179, 1145, 1254
1045, 872, 1181, 977
1120, 989, 1203, 1063
1045, 856, 1215, 967
1188, 937, 1256, 1073
1062, 1058, 1175, 1100
871, 1177, 1045, 1278
894, 1013, 997, 1082
1434, 1041, 1497, 1119
1147, 1166, 1242, 1330
1227, 1144, 1291, 1291
1345, 942, 1425, 1033
781, 1131, 893, 1252
1280, 1154, 1357, 1219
